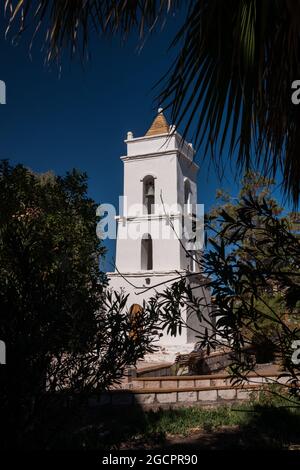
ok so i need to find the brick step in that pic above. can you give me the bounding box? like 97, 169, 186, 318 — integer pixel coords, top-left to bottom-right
91, 383, 265, 408
126, 374, 285, 390
130, 383, 262, 394
91, 373, 297, 408
134, 370, 284, 381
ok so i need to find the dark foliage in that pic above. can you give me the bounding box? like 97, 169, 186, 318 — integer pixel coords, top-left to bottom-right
146, 183, 300, 394
0, 161, 156, 449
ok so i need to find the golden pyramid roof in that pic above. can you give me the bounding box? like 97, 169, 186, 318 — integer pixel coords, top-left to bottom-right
145, 108, 169, 136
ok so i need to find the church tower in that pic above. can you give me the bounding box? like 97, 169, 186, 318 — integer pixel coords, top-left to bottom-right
108, 109, 211, 360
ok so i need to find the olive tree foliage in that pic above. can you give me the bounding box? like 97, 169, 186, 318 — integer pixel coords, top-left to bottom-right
144, 174, 300, 394
205, 196, 300, 381
0, 161, 156, 449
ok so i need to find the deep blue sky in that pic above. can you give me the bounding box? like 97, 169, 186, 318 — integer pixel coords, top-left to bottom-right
0, 12, 288, 271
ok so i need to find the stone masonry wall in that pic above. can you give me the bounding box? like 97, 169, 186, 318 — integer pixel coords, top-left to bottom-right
89, 373, 291, 410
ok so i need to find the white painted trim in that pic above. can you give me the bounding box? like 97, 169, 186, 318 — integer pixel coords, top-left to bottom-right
115, 212, 182, 223
121, 150, 199, 169
107, 269, 187, 278
124, 131, 196, 155
124, 132, 170, 143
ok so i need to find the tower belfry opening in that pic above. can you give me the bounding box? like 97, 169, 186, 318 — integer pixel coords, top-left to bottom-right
143, 176, 155, 214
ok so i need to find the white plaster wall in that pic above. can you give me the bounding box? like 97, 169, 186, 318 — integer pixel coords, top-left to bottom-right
115, 216, 183, 272
122, 153, 178, 214
108, 128, 206, 354
125, 133, 195, 160
126, 134, 177, 157
177, 155, 198, 208
107, 271, 189, 346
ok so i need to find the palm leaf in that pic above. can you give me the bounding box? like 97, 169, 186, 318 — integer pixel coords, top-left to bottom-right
4, 0, 300, 204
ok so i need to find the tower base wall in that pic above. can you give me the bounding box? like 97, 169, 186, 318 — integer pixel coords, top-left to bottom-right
107, 270, 212, 362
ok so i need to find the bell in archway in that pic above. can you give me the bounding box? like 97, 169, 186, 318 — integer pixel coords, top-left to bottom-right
145, 181, 154, 197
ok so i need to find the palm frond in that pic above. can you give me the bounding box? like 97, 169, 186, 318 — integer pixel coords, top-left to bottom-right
4, 0, 300, 204
159, 0, 300, 204
4, 1, 181, 61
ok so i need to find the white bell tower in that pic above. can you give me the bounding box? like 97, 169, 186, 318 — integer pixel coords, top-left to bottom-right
108, 109, 211, 361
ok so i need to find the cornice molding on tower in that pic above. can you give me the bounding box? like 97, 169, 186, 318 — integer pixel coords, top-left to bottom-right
107, 270, 209, 283
124, 132, 169, 143
120, 150, 199, 170
107, 269, 187, 278
115, 212, 182, 224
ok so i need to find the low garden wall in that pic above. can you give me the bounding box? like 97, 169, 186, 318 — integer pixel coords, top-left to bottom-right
90, 372, 291, 410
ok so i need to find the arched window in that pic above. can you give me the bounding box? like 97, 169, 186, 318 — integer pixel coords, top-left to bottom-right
187, 250, 195, 272
141, 234, 153, 270
184, 179, 192, 214
143, 175, 155, 214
